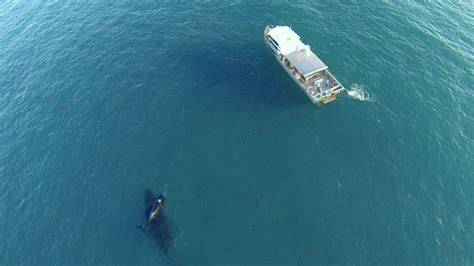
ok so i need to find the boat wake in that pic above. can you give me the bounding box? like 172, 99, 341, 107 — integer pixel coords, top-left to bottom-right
346, 84, 374, 102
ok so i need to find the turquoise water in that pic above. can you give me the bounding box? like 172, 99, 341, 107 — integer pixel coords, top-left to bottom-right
1, 2, 473, 265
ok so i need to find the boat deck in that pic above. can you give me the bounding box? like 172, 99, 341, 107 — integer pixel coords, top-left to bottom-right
305, 71, 341, 100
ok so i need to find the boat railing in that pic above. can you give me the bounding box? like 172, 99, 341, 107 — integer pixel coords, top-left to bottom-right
330, 84, 341, 91
264, 25, 276, 35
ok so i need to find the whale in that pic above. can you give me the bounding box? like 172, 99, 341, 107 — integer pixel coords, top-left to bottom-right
137, 191, 165, 232
137, 189, 176, 261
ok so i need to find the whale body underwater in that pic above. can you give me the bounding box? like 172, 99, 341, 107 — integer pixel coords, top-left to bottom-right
137, 189, 176, 261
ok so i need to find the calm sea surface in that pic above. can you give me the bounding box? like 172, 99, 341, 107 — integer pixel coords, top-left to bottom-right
1, 1, 473, 265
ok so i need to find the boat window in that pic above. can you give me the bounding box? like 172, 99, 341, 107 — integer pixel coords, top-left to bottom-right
270, 40, 279, 48
269, 41, 278, 51
269, 37, 279, 47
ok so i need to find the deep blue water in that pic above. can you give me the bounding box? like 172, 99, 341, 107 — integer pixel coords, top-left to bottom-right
1, 1, 473, 265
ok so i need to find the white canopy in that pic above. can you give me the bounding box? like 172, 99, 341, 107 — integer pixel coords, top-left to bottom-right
285, 49, 327, 77
268, 26, 301, 55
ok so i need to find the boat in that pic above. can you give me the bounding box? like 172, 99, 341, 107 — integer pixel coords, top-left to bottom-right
264, 25, 345, 104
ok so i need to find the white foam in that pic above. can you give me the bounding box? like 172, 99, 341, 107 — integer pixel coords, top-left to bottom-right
347, 84, 374, 102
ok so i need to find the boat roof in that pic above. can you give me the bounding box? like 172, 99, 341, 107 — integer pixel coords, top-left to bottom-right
268, 26, 301, 55
268, 26, 328, 76
286, 49, 327, 77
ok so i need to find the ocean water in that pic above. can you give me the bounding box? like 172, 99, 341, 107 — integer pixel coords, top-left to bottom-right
1, 1, 473, 265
